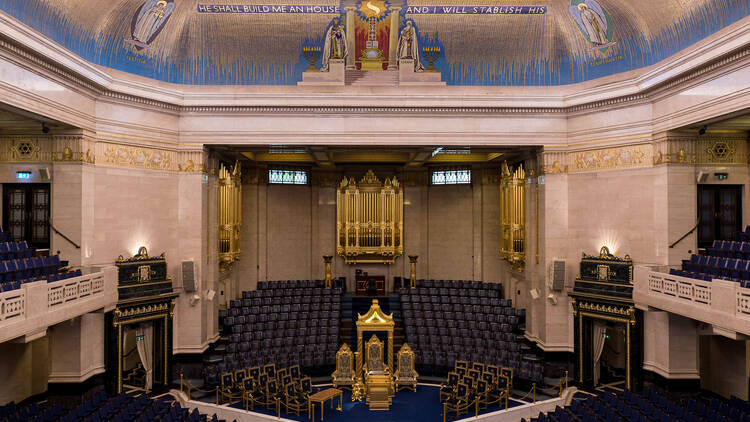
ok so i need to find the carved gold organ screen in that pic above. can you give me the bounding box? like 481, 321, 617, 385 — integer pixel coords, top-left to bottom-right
337, 170, 403, 264
219, 161, 242, 271
500, 161, 526, 270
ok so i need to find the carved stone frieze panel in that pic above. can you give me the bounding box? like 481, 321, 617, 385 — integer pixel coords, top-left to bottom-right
570, 144, 651, 173
97, 142, 176, 171
539, 150, 568, 174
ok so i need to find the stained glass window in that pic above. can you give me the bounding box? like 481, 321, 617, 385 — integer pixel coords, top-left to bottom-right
269, 169, 308, 185
431, 169, 471, 185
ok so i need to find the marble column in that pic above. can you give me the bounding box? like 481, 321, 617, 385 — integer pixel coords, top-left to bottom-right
388, 7, 401, 69
345, 7, 356, 69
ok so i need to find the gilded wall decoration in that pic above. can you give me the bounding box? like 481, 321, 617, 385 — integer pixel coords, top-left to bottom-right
6, 139, 47, 161
571, 145, 649, 173
652, 136, 747, 165
540, 151, 568, 174
97, 142, 176, 171
177, 149, 209, 173
697, 138, 746, 164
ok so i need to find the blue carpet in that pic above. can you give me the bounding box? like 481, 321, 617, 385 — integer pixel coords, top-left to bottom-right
229, 385, 527, 422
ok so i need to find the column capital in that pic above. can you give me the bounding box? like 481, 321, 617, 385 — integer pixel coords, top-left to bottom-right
344, 6, 356, 11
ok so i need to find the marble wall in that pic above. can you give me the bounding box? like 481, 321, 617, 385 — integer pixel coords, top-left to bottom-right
236, 173, 505, 293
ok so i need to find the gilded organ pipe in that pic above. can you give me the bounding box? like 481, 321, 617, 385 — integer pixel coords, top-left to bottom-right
218, 161, 242, 272
500, 161, 526, 271
336, 170, 403, 264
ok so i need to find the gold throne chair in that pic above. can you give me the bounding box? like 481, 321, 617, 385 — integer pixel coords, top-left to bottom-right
395, 343, 418, 391
363, 334, 394, 410
332, 343, 356, 390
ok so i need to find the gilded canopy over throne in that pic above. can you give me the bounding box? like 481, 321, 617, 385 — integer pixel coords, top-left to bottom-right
332, 343, 356, 389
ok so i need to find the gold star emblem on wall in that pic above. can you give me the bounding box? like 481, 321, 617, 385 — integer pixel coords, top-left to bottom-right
359, 0, 387, 18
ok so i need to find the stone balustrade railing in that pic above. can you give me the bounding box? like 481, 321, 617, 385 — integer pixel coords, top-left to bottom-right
635, 266, 750, 337
0, 266, 117, 343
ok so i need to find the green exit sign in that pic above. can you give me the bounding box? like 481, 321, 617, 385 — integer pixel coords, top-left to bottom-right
136, 335, 144, 342
715, 173, 728, 180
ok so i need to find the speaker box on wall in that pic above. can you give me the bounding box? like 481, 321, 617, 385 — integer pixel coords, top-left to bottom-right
182, 260, 196, 292
40, 168, 50, 181
551, 260, 565, 291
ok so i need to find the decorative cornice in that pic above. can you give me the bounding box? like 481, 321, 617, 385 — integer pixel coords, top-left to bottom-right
1, 32, 749, 117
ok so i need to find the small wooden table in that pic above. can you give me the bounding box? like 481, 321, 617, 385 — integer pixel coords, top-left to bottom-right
308, 388, 343, 421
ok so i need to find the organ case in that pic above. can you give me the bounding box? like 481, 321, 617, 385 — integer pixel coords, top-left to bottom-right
336, 170, 403, 264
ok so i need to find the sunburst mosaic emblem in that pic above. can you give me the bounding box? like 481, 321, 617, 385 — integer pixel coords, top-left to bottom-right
359, 0, 387, 18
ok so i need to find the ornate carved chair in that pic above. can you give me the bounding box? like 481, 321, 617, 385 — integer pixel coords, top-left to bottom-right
364, 335, 388, 376
394, 343, 418, 391
363, 335, 393, 410
332, 343, 356, 389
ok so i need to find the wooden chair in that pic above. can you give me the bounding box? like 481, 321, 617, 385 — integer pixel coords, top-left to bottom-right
440, 372, 460, 402
281, 381, 306, 416
218, 372, 243, 404
264, 379, 280, 410
289, 364, 301, 382
249, 366, 261, 382
444, 382, 471, 419
296, 376, 313, 402
500, 367, 513, 392
264, 363, 277, 380
242, 377, 262, 411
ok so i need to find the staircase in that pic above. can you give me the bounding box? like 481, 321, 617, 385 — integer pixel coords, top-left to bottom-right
345, 69, 398, 86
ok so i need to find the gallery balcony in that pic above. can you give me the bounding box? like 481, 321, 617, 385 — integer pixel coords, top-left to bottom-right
634, 266, 750, 339
0, 266, 118, 343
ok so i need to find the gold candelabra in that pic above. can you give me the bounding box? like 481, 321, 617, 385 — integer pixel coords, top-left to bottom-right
422, 46, 441, 72
303, 46, 322, 72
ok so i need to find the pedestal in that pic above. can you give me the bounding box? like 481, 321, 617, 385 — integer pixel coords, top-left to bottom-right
298, 59, 345, 85
398, 59, 446, 86
408, 255, 418, 288
323, 256, 333, 289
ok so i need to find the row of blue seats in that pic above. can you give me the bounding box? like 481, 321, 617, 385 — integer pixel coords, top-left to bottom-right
669, 269, 713, 282
677, 254, 750, 283
0, 256, 63, 281
0, 241, 35, 259
0, 270, 84, 293
0, 392, 232, 422
528, 388, 750, 422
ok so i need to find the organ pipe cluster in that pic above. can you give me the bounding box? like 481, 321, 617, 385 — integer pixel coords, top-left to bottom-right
219, 161, 242, 271
337, 170, 403, 264
500, 161, 526, 270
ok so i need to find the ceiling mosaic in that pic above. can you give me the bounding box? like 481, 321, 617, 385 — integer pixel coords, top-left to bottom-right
0, 0, 747, 85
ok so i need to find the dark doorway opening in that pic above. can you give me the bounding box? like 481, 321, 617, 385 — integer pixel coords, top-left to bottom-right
2, 183, 50, 249
697, 184, 742, 249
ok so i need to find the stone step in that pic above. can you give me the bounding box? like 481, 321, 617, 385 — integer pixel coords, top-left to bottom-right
345, 70, 398, 86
